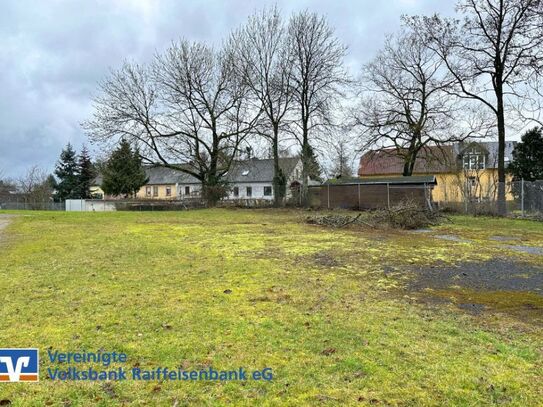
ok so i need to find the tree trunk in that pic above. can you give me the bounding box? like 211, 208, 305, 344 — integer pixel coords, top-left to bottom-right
402, 158, 416, 177
271, 123, 284, 208
496, 82, 507, 215
301, 141, 309, 207
300, 119, 309, 207
402, 141, 418, 177
205, 134, 220, 207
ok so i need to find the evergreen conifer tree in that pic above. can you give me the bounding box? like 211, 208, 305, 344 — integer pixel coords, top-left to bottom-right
101, 140, 148, 197
76, 146, 96, 199
54, 143, 79, 200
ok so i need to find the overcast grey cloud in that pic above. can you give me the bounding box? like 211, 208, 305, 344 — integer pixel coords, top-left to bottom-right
0, 0, 456, 178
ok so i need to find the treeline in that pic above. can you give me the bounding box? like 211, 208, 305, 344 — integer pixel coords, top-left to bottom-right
84, 7, 348, 207
1, 140, 149, 204
77, 1, 543, 211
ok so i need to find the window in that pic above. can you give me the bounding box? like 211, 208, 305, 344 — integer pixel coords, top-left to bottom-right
462, 147, 486, 170
185, 186, 190, 196
246, 186, 252, 197
264, 186, 272, 196
233, 186, 239, 197
146, 186, 151, 197
166, 186, 172, 197
153, 186, 159, 197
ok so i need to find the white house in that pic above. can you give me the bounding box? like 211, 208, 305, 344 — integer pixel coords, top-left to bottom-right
93, 157, 304, 203
177, 157, 303, 201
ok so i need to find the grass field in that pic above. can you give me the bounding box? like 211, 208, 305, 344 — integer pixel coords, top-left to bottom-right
0, 209, 542, 406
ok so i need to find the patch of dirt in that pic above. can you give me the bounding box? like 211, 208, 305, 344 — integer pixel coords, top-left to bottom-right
433, 234, 471, 243
502, 245, 543, 256
489, 235, 522, 242
409, 259, 543, 293
0, 215, 15, 242
312, 252, 342, 268
407, 259, 543, 323
0, 215, 13, 228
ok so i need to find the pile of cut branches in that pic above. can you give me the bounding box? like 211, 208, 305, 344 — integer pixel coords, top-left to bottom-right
305, 213, 363, 228
370, 200, 442, 229
305, 199, 443, 230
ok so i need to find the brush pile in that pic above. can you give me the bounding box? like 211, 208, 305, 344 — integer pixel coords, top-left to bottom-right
305, 199, 443, 230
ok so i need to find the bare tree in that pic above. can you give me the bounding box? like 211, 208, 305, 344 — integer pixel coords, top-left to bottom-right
231, 6, 293, 206
287, 10, 348, 203
18, 166, 53, 208
410, 0, 543, 214
324, 130, 354, 179
355, 26, 489, 177
85, 39, 260, 205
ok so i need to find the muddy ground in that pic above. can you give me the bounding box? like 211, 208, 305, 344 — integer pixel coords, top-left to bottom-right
409, 259, 543, 294
408, 259, 543, 323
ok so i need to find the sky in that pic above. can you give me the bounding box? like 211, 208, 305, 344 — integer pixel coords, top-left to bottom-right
0, 0, 457, 179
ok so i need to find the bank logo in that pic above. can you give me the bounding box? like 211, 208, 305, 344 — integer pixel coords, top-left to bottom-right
0, 349, 39, 382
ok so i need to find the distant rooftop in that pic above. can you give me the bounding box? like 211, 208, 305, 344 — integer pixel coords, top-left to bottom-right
358, 141, 517, 176
323, 175, 437, 186
94, 157, 301, 186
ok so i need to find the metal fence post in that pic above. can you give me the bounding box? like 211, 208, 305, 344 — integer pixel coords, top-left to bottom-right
387, 183, 390, 209
521, 178, 525, 217
357, 183, 361, 211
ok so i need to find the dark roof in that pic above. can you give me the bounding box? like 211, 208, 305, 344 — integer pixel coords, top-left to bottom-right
358, 141, 517, 176
358, 145, 456, 176
145, 165, 199, 184
323, 175, 437, 186
460, 141, 516, 167
93, 158, 300, 186
92, 165, 198, 186
225, 157, 300, 183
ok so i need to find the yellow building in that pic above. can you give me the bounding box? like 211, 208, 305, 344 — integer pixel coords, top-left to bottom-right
358, 141, 517, 206
91, 166, 198, 200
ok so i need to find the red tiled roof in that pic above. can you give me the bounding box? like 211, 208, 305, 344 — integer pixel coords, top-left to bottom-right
358, 146, 456, 176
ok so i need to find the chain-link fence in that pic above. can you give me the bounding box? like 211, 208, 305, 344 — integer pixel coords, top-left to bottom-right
439, 180, 542, 217
510, 180, 543, 217
0, 201, 65, 210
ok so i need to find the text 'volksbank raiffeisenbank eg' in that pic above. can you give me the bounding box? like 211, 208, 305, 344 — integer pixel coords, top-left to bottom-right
46, 350, 273, 382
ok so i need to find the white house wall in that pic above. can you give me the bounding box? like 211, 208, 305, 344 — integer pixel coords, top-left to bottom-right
177, 159, 303, 201
226, 182, 275, 200
178, 182, 285, 201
